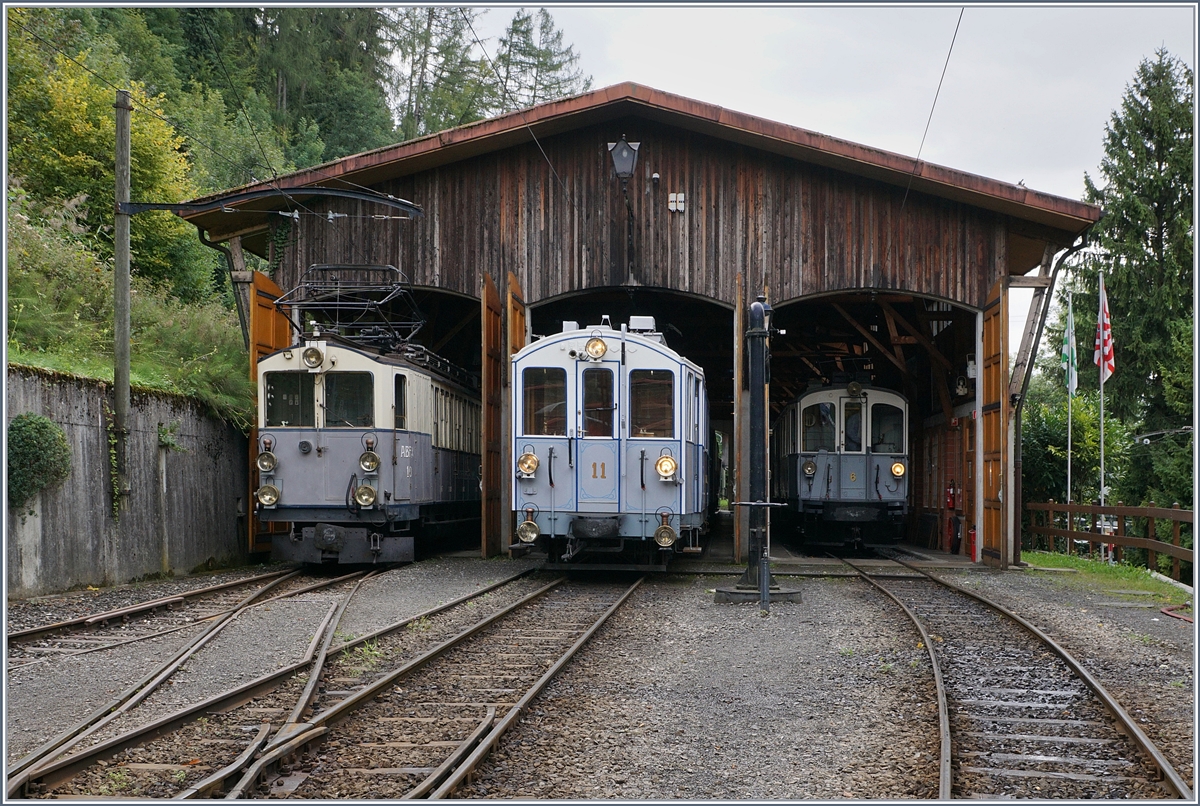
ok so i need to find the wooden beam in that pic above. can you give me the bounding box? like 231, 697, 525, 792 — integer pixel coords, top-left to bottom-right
1009, 275, 1052, 288
831, 303, 908, 376
431, 309, 477, 353
1009, 244, 1056, 404
899, 300, 955, 424
878, 300, 954, 371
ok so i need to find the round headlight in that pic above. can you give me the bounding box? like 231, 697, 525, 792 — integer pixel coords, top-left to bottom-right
359, 451, 381, 473
302, 346, 324, 368
891, 462, 906, 478
256, 451, 277, 473
516, 520, 540, 543
655, 455, 678, 479
584, 337, 607, 359
517, 452, 539, 474
802, 460, 817, 477
354, 484, 377, 506
256, 484, 280, 506
654, 524, 678, 547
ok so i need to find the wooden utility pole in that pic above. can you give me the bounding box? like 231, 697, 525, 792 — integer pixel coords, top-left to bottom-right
114, 89, 132, 502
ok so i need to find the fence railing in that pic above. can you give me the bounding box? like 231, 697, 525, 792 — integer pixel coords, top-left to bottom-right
1025, 502, 1193, 583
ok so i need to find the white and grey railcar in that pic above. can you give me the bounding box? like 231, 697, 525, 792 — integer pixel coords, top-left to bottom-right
772, 382, 909, 545
511, 316, 709, 566
254, 331, 480, 563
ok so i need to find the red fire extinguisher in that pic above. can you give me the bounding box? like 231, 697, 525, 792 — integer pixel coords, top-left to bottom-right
945, 482, 956, 511
967, 526, 977, 559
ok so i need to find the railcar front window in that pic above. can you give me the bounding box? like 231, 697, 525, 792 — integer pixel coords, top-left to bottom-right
801, 403, 835, 451
630, 370, 673, 438
582, 368, 614, 437
325, 372, 374, 427
265, 372, 315, 427
871, 403, 904, 453
523, 368, 566, 435
843, 401, 863, 452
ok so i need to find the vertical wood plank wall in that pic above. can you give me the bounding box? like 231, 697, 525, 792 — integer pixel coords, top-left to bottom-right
275, 121, 1005, 313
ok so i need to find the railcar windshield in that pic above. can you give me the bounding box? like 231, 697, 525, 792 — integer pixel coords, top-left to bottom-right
582, 368, 614, 437
325, 372, 374, 427
523, 367, 566, 435
801, 402, 835, 451
630, 369, 673, 438
264, 371, 315, 427
871, 403, 904, 453
843, 400, 863, 452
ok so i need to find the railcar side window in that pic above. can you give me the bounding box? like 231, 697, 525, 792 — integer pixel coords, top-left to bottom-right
264, 372, 315, 427
325, 372, 374, 427
582, 368, 614, 437
523, 368, 566, 435
394, 375, 407, 429
801, 403, 835, 451
871, 403, 904, 453
630, 370, 673, 438
843, 401, 863, 452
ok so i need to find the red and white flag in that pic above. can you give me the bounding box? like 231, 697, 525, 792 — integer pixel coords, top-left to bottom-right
1094, 273, 1115, 383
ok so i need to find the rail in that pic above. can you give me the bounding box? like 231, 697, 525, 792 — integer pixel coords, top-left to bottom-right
1025, 501, 1193, 582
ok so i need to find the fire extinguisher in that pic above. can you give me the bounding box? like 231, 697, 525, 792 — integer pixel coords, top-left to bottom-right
945, 482, 956, 511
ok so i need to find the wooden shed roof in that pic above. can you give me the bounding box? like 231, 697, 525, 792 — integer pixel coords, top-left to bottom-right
185, 81, 1101, 242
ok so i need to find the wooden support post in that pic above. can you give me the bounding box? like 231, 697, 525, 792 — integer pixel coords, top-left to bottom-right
1115, 505, 1125, 565
1147, 502, 1157, 575
1172, 503, 1182, 581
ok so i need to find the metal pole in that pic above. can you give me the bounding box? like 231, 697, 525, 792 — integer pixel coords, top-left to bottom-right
114, 89, 132, 504
739, 296, 772, 611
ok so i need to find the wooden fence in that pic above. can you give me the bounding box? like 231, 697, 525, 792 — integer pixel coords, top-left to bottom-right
1025, 502, 1193, 582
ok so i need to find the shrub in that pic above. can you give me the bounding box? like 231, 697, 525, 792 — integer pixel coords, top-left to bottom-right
8, 412, 71, 511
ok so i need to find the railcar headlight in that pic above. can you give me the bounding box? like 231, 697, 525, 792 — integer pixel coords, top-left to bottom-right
655, 455, 678, 480
256, 484, 280, 506
256, 451, 278, 473
891, 461, 906, 478
302, 346, 324, 368
354, 484, 377, 506
584, 337, 607, 359
802, 460, 817, 477
517, 452, 539, 474
359, 451, 381, 472
516, 519, 540, 543
654, 523, 678, 547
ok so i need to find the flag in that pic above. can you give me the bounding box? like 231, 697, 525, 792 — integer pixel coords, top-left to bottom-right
1061, 297, 1077, 396
1094, 273, 1115, 383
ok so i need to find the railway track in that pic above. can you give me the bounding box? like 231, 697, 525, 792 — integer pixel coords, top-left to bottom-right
6, 569, 372, 791
843, 554, 1193, 800
6, 569, 308, 665
9, 567, 556, 800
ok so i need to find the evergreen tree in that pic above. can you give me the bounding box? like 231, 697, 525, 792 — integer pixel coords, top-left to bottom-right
1047, 48, 1193, 506
488, 8, 591, 113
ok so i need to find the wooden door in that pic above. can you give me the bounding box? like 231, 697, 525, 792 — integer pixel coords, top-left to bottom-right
481, 273, 504, 557
248, 271, 292, 553
981, 278, 1008, 567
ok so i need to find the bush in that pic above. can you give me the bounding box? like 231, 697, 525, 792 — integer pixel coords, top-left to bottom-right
8, 413, 72, 511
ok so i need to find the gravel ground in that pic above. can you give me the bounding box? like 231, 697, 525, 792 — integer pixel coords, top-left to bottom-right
6, 556, 1192, 799
467, 574, 941, 799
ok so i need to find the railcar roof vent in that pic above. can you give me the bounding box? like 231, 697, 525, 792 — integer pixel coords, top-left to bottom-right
562, 321, 579, 332
628, 315, 656, 332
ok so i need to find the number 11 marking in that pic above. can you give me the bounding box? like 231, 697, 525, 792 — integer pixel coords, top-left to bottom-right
591, 462, 606, 479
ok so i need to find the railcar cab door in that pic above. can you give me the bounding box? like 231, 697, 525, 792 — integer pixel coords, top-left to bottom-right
840, 396, 866, 499
576, 362, 619, 512
516, 365, 576, 524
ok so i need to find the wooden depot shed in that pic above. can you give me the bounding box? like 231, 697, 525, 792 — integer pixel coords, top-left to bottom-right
182, 82, 1101, 567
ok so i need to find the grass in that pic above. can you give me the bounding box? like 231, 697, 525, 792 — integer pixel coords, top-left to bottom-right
1021, 551, 1191, 605
342, 639, 384, 677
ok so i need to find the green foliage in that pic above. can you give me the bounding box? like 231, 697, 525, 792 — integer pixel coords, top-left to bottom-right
7, 413, 72, 512
1040, 49, 1193, 508
1021, 550, 1190, 604
6, 190, 255, 428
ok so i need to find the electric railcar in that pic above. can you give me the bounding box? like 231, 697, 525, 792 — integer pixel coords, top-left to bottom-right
253, 266, 480, 564
771, 380, 909, 546
510, 316, 709, 566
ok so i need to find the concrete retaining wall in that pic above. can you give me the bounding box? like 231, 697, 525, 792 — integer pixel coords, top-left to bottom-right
6, 366, 250, 598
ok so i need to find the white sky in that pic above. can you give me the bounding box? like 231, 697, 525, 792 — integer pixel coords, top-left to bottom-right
472, 3, 1195, 202
470, 3, 1195, 356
